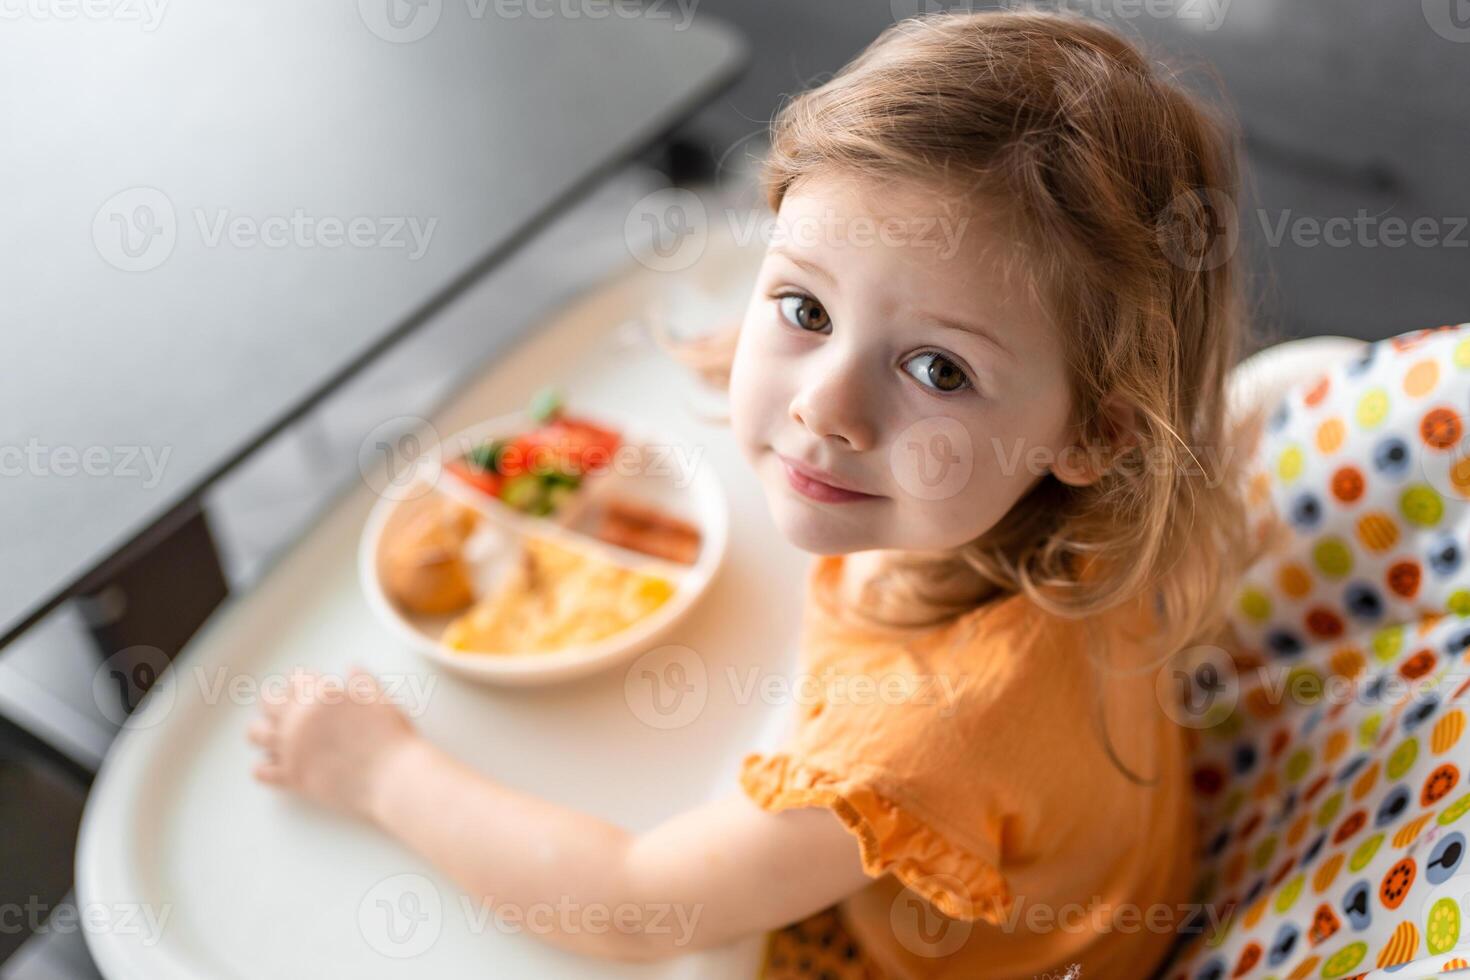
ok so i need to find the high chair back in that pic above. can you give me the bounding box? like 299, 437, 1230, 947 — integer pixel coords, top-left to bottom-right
1166, 324, 1470, 979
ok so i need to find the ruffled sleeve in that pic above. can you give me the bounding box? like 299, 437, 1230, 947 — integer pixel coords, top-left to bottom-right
740, 751, 1013, 923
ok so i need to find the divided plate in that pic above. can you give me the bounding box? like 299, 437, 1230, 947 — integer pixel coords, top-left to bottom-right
358, 411, 728, 685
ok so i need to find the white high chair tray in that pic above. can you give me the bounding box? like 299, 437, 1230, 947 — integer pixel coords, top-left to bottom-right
74, 261, 800, 979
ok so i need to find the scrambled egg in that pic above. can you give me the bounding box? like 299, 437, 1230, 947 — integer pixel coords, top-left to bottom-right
441, 535, 674, 654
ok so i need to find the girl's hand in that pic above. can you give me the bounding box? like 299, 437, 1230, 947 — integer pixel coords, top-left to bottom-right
246, 666, 418, 821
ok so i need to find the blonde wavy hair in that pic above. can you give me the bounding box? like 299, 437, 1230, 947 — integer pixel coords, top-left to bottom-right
671, 7, 1266, 771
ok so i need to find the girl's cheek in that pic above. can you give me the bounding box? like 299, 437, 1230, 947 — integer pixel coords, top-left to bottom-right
728, 336, 758, 443
732, 308, 808, 406
729, 321, 784, 449
748, 314, 807, 357
892, 413, 1015, 531
903, 474, 1013, 549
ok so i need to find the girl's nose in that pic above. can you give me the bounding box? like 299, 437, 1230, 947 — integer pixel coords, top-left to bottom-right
788, 360, 877, 452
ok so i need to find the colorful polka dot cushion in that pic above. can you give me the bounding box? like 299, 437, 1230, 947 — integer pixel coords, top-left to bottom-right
1167, 323, 1470, 980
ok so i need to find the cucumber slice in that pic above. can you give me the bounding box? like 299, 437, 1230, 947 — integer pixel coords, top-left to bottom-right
499, 473, 544, 512
467, 439, 507, 473
545, 482, 576, 512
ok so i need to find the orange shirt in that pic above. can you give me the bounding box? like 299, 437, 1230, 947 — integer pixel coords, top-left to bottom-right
740, 555, 1198, 979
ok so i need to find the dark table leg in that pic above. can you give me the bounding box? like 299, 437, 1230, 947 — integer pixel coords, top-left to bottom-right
0, 711, 92, 968
75, 505, 229, 716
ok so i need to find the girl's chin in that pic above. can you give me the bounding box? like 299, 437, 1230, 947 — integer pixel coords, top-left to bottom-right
768, 495, 882, 555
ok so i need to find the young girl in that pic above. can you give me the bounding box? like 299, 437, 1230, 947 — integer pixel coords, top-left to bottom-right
246, 9, 1260, 977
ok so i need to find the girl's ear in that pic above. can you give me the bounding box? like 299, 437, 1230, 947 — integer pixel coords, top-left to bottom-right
1050, 393, 1142, 488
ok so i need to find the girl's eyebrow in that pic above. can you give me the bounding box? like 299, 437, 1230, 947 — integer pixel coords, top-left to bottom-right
917, 312, 1016, 363
769, 247, 835, 284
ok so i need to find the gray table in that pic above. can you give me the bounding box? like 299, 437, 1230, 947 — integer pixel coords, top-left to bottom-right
0, 1, 746, 650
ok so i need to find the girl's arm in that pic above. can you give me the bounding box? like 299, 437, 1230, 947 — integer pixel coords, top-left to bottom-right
248, 668, 873, 961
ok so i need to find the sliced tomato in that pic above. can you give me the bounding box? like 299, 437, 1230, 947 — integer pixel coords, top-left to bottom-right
546, 418, 621, 473
498, 418, 621, 477
446, 458, 502, 497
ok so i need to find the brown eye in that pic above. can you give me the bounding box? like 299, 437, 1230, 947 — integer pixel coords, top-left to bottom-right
901, 350, 972, 393
778, 294, 831, 333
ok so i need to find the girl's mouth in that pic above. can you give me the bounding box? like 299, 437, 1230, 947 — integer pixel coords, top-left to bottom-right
777, 454, 884, 504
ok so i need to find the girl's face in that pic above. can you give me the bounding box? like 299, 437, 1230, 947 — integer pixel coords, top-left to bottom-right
729, 174, 1086, 555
